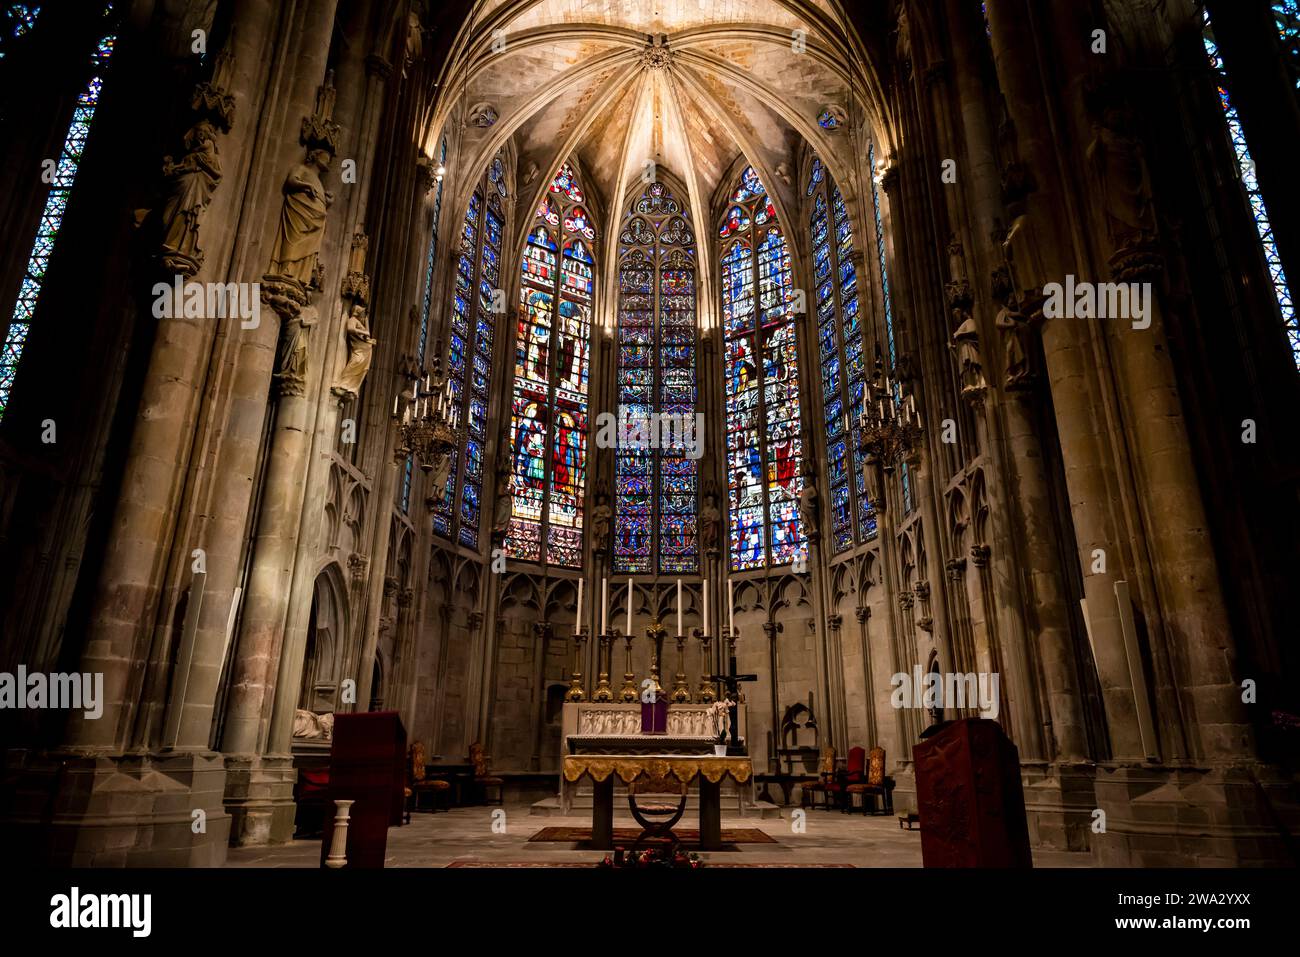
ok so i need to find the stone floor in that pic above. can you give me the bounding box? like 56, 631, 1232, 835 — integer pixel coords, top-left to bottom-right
225, 802, 1094, 868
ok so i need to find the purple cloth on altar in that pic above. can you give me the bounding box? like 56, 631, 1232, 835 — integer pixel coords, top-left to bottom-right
641, 699, 668, 734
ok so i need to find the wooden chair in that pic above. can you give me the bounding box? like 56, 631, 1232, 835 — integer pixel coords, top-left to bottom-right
627, 772, 689, 854
845, 746, 894, 814
468, 742, 504, 805
407, 741, 451, 818
800, 746, 836, 809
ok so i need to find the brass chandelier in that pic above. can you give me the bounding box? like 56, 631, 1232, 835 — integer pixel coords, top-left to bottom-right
393, 357, 461, 474
856, 360, 923, 473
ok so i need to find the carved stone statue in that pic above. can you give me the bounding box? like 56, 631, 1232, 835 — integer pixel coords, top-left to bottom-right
430, 451, 453, 502
995, 300, 1032, 390
293, 708, 334, 741
492, 464, 511, 533
267, 149, 333, 286
590, 485, 612, 553
331, 304, 376, 399
159, 120, 222, 273
700, 487, 722, 555
274, 303, 318, 397
895, 8, 912, 71
1086, 100, 1157, 258
952, 309, 985, 398
798, 470, 819, 541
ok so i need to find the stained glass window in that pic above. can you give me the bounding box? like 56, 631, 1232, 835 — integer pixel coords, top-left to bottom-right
1, 5, 114, 421
1275, 1, 1299, 89
431, 157, 506, 546
1203, 10, 1297, 366
809, 160, 876, 550
418, 137, 448, 365
613, 181, 700, 574
720, 166, 805, 571
0, 3, 39, 57
504, 161, 593, 568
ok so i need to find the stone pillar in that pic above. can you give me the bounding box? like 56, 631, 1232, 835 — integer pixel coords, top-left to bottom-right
62, 2, 276, 753
985, 0, 1145, 762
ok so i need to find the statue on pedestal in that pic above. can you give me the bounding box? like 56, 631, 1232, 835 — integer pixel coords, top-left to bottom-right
331, 304, 376, 399
590, 481, 612, 553
273, 303, 318, 397
700, 485, 721, 557
266, 148, 333, 288
159, 120, 222, 275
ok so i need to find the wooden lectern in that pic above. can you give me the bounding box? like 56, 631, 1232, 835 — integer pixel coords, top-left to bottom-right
913, 717, 1031, 868
319, 711, 407, 868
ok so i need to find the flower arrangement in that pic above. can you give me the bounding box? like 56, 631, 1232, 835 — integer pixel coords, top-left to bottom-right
708, 699, 731, 745
599, 846, 701, 869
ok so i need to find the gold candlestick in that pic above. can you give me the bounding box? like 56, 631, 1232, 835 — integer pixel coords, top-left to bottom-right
697, 629, 716, 703
592, 633, 613, 702
618, 631, 638, 702
565, 631, 587, 701
671, 633, 692, 703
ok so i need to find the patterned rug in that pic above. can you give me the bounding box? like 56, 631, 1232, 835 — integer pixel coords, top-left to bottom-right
448, 860, 851, 868
527, 826, 777, 845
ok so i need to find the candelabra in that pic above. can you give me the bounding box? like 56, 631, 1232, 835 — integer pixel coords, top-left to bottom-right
671, 633, 691, 703
618, 630, 638, 702
393, 352, 462, 484
565, 630, 587, 702
856, 358, 923, 475
592, 633, 613, 702
696, 629, 716, 703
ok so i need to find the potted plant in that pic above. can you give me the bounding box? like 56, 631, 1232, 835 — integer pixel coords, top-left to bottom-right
709, 699, 731, 756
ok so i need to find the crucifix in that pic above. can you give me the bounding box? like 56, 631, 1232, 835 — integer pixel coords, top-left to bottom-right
707, 631, 756, 752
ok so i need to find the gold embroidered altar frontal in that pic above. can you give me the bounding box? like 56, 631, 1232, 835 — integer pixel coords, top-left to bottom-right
563, 754, 754, 786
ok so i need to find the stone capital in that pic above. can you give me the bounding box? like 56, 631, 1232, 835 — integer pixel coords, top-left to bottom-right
970, 543, 990, 568
855, 606, 871, 623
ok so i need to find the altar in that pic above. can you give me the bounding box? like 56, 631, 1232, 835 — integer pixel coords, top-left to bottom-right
563, 754, 754, 850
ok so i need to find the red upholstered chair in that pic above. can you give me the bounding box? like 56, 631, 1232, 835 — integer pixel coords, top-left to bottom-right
833, 746, 867, 812
845, 746, 894, 814
800, 746, 837, 809
407, 741, 451, 817
468, 742, 504, 805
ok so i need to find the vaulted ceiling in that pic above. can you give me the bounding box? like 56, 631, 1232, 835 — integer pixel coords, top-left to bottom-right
427, 0, 885, 261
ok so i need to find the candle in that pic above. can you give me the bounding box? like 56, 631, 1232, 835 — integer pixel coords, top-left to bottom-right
676, 579, 683, 636
392, 394, 398, 416
702, 579, 709, 636
576, 578, 584, 630
626, 578, 633, 636
601, 578, 608, 635
728, 578, 735, 636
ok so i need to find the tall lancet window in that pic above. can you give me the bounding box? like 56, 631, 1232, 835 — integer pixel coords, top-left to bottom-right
613, 181, 700, 574
504, 161, 594, 568
719, 165, 805, 571
432, 155, 507, 547
808, 157, 876, 551
1202, 9, 1297, 366
0, 3, 115, 420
